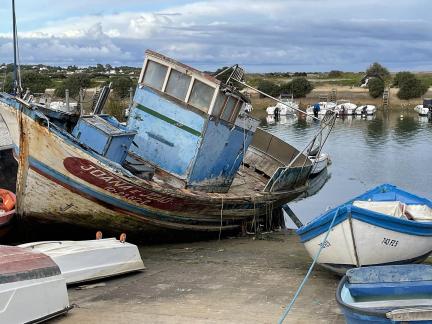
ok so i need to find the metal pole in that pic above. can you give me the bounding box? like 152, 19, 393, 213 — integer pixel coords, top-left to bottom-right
129, 87, 133, 108
79, 88, 84, 115
12, 0, 18, 96
65, 89, 70, 111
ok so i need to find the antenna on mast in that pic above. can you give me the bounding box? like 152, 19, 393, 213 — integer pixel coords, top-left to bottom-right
12, 0, 21, 97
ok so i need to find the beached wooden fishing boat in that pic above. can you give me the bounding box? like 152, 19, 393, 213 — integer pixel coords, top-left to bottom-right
0, 50, 330, 237
19, 237, 145, 285
337, 265, 432, 323
296, 184, 432, 274
0, 245, 70, 323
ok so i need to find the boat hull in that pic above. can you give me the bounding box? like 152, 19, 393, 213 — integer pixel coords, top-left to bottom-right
19, 238, 145, 285
336, 265, 432, 323
309, 153, 329, 175
0, 96, 305, 237
297, 184, 432, 275
302, 216, 432, 275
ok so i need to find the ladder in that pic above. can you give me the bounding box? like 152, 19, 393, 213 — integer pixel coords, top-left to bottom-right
90, 89, 101, 111
329, 89, 337, 102
382, 87, 390, 108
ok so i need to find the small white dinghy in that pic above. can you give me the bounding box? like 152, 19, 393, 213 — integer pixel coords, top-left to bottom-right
309, 152, 330, 175
0, 246, 70, 323
19, 235, 145, 285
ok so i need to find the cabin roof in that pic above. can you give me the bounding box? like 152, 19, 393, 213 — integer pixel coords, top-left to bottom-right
146, 50, 222, 86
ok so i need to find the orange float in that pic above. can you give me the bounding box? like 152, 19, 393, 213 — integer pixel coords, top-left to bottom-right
0, 189, 16, 212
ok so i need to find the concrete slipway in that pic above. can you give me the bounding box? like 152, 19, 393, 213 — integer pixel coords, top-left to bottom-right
48, 231, 357, 324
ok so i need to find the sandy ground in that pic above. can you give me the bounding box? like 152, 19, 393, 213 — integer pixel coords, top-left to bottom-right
50, 231, 345, 324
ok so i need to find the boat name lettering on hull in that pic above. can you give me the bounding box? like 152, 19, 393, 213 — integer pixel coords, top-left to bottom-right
63, 157, 174, 206
381, 238, 398, 247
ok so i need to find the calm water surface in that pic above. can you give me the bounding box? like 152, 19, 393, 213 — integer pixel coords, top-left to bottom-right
259, 109, 432, 227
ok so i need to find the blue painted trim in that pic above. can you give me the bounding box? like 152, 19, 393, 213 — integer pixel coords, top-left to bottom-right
297, 184, 432, 242
347, 280, 432, 298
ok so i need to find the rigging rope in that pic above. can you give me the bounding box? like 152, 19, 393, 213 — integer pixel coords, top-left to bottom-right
278, 207, 340, 324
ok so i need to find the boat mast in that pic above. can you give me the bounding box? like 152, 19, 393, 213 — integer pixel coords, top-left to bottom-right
12, 0, 21, 97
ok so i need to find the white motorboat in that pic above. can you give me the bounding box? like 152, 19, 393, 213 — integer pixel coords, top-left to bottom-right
309, 152, 330, 175
355, 105, 377, 115
0, 246, 70, 323
266, 94, 298, 115
415, 99, 432, 117
306, 102, 337, 116
19, 237, 145, 285
335, 101, 357, 116
414, 105, 430, 116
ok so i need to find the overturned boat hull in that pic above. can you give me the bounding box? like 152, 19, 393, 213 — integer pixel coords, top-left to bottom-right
19, 238, 145, 285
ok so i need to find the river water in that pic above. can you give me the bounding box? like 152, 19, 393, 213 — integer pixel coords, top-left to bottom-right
259, 109, 432, 227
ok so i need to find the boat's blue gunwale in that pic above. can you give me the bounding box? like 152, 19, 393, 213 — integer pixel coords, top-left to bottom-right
336, 276, 389, 319
296, 184, 432, 242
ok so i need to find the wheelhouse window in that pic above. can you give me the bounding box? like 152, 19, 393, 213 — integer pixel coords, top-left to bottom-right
165, 69, 191, 101
229, 101, 243, 123
188, 80, 215, 112
142, 60, 168, 91
212, 91, 227, 118
221, 96, 238, 121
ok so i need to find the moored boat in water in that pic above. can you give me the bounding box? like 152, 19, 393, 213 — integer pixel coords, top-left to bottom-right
296, 184, 432, 274
355, 105, 377, 116
335, 101, 357, 116
306, 102, 337, 116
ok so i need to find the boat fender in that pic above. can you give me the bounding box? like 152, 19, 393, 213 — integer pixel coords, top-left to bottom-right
96, 231, 103, 239
119, 233, 126, 243
0, 189, 16, 212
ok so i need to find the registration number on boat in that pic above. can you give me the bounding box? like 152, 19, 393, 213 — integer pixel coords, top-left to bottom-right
381, 238, 398, 247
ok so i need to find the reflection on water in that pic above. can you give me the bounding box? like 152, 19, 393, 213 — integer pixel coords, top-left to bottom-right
260, 109, 432, 227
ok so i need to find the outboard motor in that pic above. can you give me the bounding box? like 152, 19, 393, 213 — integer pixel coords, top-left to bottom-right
313, 103, 320, 118
274, 107, 280, 119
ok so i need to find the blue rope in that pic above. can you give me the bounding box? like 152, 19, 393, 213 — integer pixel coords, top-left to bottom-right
278, 208, 340, 324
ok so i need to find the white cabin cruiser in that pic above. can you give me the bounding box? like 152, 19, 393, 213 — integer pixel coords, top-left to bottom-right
0, 246, 70, 323
19, 237, 145, 285
335, 101, 357, 116
415, 104, 430, 116
306, 102, 337, 116
355, 105, 376, 116
266, 95, 299, 115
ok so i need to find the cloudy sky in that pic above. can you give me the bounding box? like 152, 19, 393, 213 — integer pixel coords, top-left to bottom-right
0, 0, 431, 72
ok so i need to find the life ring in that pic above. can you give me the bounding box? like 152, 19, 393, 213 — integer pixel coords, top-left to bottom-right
0, 189, 16, 212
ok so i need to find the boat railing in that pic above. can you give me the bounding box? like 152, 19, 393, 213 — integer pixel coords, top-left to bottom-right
264, 110, 336, 192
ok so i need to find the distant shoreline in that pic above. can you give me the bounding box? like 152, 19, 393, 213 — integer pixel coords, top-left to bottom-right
250, 85, 432, 110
